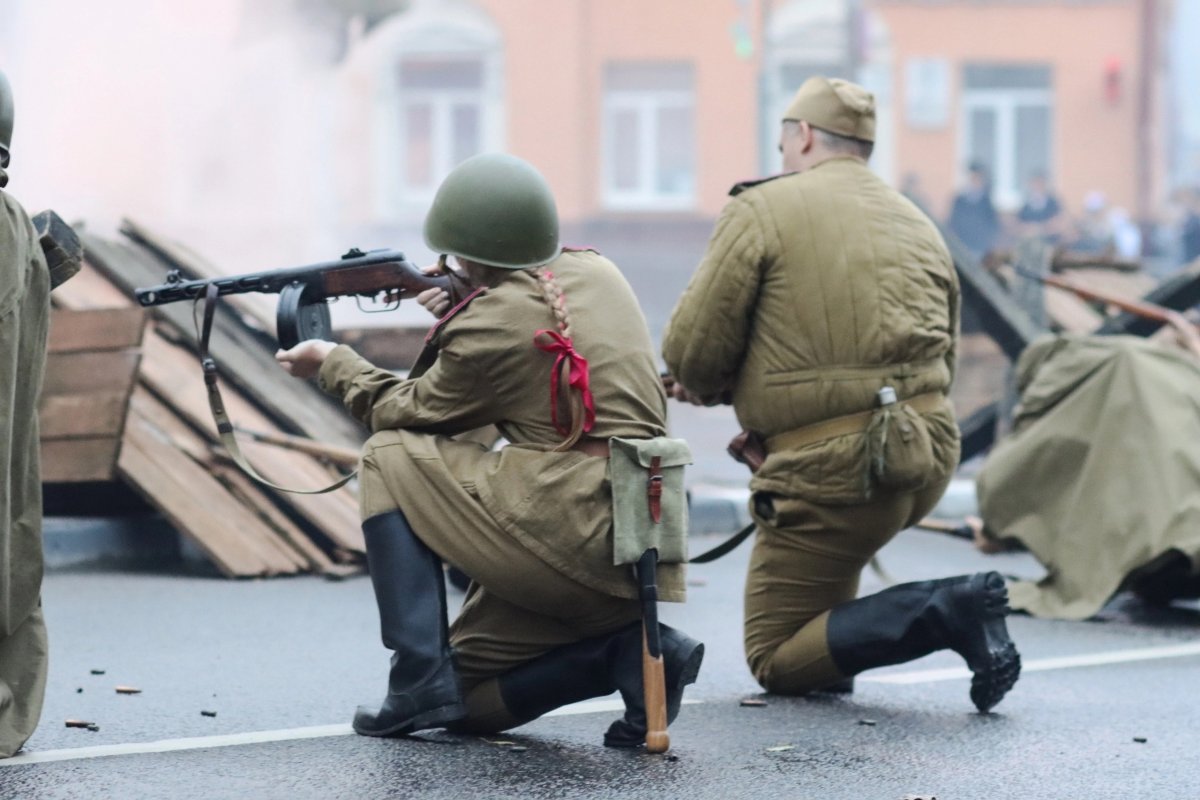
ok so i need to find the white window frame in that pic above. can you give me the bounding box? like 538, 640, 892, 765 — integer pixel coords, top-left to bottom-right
960, 87, 1053, 210
395, 59, 488, 202
602, 85, 696, 211
361, 0, 505, 220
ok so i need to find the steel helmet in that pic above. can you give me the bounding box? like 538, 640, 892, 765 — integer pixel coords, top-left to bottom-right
423, 153, 560, 270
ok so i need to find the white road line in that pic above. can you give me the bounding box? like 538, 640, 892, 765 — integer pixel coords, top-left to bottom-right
8, 642, 1198, 767
0, 696, 684, 768
861, 640, 1200, 685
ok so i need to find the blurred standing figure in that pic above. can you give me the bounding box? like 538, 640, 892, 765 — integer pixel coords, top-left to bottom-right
1182, 188, 1200, 265
1069, 191, 1116, 256
948, 162, 1000, 258
1016, 171, 1063, 243
0, 69, 50, 758
662, 77, 1020, 712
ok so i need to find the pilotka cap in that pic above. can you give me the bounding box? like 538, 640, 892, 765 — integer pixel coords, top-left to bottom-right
782, 76, 875, 143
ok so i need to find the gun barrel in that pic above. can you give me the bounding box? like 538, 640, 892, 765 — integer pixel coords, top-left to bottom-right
133, 248, 430, 307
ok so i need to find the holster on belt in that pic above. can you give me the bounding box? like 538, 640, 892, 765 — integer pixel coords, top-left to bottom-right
727, 430, 767, 475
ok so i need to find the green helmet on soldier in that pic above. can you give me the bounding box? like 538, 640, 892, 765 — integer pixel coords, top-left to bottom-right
0, 69, 13, 171
423, 153, 560, 270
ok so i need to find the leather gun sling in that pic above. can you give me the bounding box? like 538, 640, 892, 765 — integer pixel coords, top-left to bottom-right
200, 283, 356, 494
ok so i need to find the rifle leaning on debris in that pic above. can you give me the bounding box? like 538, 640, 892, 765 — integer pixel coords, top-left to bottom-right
134, 249, 469, 493
1014, 265, 1200, 359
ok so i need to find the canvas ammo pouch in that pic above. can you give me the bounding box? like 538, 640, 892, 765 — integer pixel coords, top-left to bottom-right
609, 436, 692, 565
864, 388, 940, 493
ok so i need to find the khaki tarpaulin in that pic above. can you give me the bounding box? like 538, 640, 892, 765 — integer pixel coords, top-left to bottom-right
977, 334, 1200, 619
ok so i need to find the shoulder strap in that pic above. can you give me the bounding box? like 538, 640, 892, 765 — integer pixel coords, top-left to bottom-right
688, 521, 756, 564
199, 283, 355, 495
728, 172, 792, 197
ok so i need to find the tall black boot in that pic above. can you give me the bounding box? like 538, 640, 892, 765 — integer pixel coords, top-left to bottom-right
602, 626, 705, 748
353, 510, 466, 736
496, 622, 703, 747
826, 571, 1020, 713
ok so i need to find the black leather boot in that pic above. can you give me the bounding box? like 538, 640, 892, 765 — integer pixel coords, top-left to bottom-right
352, 510, 466, 736
496, 622, 703, 747
826, 571, 1020, 713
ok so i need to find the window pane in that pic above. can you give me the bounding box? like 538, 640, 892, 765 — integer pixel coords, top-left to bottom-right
400, 58, 483, 90
451, 104, 481, 166
968, 107, 997, 175
656, 105, 694, 196
610, 108, 640, 191
964, 63, 1051, 90
404, 103, 434, 188
1014, 105, 1051, 186
780, 62, 846, 94
606, 62, 693, 92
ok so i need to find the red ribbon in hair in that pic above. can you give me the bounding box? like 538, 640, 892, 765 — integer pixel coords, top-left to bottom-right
533, 329, 596, 436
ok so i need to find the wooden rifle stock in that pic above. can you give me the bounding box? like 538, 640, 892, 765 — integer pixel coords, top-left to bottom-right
1018, 267, 1200, 358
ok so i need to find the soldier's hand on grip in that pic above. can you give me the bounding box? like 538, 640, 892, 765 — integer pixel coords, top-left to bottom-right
276, 339, 337, 379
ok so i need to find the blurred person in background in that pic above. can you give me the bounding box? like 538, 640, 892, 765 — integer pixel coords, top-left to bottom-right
662, 77, 1019, 714
0, 69, 50, 759
947, 161, 1000, 259
1068, 191, 1116, 257
1183, 187, 1200, 265
1015, 170, 1063, 244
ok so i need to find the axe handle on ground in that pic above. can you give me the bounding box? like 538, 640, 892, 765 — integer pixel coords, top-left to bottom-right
637, 549, 669, 753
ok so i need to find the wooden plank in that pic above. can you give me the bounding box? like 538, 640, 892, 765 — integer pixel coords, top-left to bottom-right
82, 232, 365, 451
938, 224, 1048, 361
40, 392, 130, 440
118, 389, 305, 577
48, 308, 146, 353
137, 334, 364, 553
45, 259, 364, 556
1044, 287, 1104, 334
40, 438, 119, 483
128, 388, 314, 572
41, 350, 141, 396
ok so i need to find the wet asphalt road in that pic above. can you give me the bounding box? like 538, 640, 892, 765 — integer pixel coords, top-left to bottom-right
5, 520, 1200, 799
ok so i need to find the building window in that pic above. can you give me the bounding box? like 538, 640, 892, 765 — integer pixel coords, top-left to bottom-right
397, 57, 486, 196
961, 63, 1053, 209
602, 62, 696, 210
361, 0, 504, 218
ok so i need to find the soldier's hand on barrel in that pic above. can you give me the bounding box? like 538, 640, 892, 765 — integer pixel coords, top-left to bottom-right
276, 339, 337, 379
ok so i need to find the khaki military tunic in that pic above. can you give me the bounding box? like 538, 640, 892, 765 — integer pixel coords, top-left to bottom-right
663, 157, 960, 693
0, 190, 50, 757
319, 249, 683, 691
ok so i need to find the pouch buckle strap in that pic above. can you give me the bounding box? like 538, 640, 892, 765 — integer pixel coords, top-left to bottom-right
765, 391, 944, 453
647, 455, 663, 524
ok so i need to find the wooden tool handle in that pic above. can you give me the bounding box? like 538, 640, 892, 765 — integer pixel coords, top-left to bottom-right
642, 624, 670, 753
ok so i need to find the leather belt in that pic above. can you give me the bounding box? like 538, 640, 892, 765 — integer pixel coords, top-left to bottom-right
571, 437, 611, 458
765, 391, 943, 454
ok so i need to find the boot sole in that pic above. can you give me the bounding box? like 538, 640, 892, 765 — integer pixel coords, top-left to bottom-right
352, 700, 467, 738
970, 643, 1020, 713
962, 572, 1021, 713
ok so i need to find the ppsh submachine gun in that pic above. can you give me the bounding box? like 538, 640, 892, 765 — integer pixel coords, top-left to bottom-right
135, 247, 469, 349
133, 248, 470, 494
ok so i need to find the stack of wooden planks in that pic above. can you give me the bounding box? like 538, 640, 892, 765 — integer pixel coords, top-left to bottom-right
42, 221, 370, 578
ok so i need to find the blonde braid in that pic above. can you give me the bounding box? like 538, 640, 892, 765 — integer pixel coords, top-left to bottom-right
535, 268, 573, 339
534, 268, 585, 450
